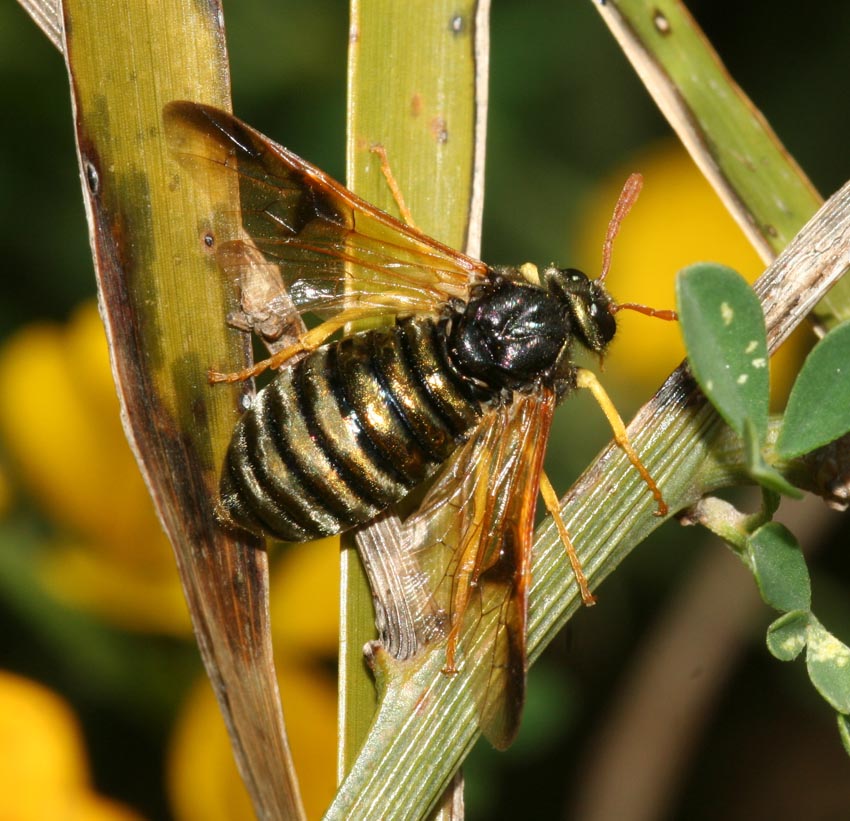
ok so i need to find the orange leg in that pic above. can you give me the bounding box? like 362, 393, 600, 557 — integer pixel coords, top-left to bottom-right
442, 527, 480, 674
442, 449, 493, 674
208, 305, 381, 384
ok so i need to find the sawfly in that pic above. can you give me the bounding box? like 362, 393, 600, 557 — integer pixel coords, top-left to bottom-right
164, 101, 675, 749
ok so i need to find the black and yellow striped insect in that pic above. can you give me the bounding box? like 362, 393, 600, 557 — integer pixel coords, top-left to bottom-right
164, 101, 673, 749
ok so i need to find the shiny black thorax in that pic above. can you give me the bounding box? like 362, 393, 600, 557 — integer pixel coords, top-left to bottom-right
445, 267, 616, 398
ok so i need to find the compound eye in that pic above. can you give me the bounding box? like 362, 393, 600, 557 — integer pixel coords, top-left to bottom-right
590, 300, 616, 344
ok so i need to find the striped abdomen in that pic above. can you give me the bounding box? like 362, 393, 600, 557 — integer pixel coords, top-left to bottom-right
218, 316, 486, 541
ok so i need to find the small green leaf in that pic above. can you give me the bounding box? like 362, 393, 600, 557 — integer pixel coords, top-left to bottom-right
777, 320, 850, 458
806, 617, 850, 713
838, 713, 850, 758
766, 611, 809, 661
745, 421, 804, 498
676, 264, 770, 443
748, 523, 811, 611
749, 462, 804, 498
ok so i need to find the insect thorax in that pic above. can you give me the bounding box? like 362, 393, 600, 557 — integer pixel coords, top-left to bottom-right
445, 273, 576, 394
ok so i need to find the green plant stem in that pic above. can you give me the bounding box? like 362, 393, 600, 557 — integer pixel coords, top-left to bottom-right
340, 0, 486, 785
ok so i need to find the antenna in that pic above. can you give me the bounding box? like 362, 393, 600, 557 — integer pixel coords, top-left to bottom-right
598, 172, 679, 322
598, 172, 643, 285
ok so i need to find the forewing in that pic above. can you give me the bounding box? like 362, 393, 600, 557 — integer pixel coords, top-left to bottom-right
405, 389, 557, 749
163, 101, 486, 325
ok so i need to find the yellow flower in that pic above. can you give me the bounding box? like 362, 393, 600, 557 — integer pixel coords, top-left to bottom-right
573, 142, 810, 404
0, 301, 190, 633
0, 670, 144, 820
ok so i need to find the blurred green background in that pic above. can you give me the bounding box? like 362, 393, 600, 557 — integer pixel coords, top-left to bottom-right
1, 1, 849, 819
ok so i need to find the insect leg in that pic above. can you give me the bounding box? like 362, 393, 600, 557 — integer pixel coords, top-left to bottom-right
370, 144, 418, 229
442, 528, 488, 674
443, 447, 494, 674
575, 368, 668, 517
207, 305, 381, 383
538, 471, 596, 606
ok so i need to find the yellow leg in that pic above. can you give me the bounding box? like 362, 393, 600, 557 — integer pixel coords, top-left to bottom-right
208, 305, 379, 384
370, 144, 418, 229
539, 471, 596, 606
575, 368, 668, 517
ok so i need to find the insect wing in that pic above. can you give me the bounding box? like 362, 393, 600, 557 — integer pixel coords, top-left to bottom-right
354, 511, 447, 661
163, 101, 487, 325
406, 390, 557, 749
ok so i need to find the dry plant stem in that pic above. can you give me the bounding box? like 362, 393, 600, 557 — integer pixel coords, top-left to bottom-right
434, 771, 466, 821
355, 513, 442, 660
749, 182, 850, 352
466, 0, 491, 259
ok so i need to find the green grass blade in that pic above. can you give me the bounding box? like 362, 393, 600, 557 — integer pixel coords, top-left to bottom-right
334, 0, 487, 815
